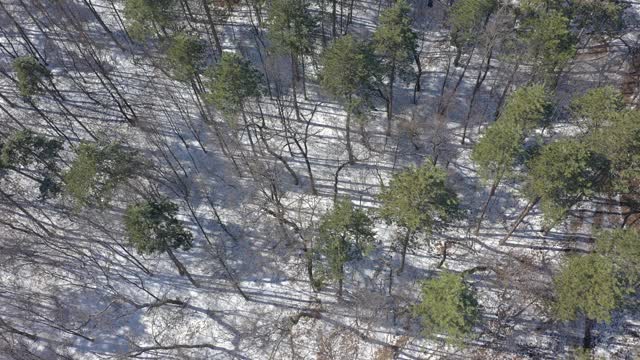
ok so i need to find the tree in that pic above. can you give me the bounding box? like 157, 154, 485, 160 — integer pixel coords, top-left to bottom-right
595, 228, 640, 288
553, 254, 622, 349
372, 0, 417, 137
473, 84, 550, 235
571, 86, 625, 132
584, 110, 640, 195
267, 0, 316, 87
124, 199, 198, 286
0, 130, 62, 200
471, 120, 523, 235
518, 10, 576, 84
319, 35, 375, 163
123, 0, 176, 40
166, 33, 206, 83
503, 139, 609, 243
64, 142, 142, 208
204, 52, 262, 122
378, 162, 461, 272
316, 198, 375, 297
449, 0, 497, 67
497, 84, 551, 130
414, 271, 479, 343
12, 56, 51, 98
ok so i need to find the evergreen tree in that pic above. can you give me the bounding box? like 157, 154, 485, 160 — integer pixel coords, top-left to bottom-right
124, 0, 176, 40
124, 199, 198, 286
267, 0, 316, 87
166, 33, 206, 83
595, 228, 640, 288
471, 120, 523, 234
498, 84, 551, 130
518, 9, 575, 84
12, 56, 51, 98
319, 35, 375, 163
0, 130, 62, 200
585, 110, 640, 195
372, 0, 417, 136
414, 271, 479, 343
316, 198, 375, 297
378, 162, 460, 272
449, 0, 497, 67
204, 52, 262, 122
503, 138, 609, 243
64, 142, 142, 208
571, 86, 625, 132
553, 254, 622, 348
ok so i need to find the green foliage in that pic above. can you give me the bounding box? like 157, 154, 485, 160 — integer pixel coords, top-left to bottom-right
373, 0, 417, 76
553, 254, 621, 322
450, 0, 497, 48
319, 35, 375, 104
472, 120, 523, 184
518, 10, 576, 78
124, 199, 193, 254
414, 271, 479, 343
124, 0, 175, 40
316, 198, 375, 286
379, 162, 461, 236
595, 228, 640, 288
166, 33, 206, 82
0, 130, 61, 169
267, 0, 316, 56
571, 86, 625, 131
569, 0, 626, 36
64, 142, 142, 208
12, 56, 51, 98
204, 53, 262, 120
525, 139, 608, 226
0, 130, 62, 200
499, 84, 551, 131
585, 110, 640, 194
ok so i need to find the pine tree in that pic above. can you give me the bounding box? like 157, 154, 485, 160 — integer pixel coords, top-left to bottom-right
319, 35, 375, 163
553, 254, 621, 349
124, 199, 198, 286
518, 10, 576, 84
497, 84, 551, 130
471, 120, 523, 235
166, 32, 206, 83
64, 142, 143, 208
267, 0, 316, 88
12, 56, 51, 98
414, 271, 479, 343
204, 52, 262, 122
316, 198, 375, 297
0, 130, 62, 200
595, 228, 640, 288
449, 0, 497, 67
378, 162, 461, 272
372, 0, 417, 137
123, 0, 176, 40
571, 86, 625, 132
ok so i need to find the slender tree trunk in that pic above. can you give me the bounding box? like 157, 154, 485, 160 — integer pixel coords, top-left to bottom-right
386, 60, 396, 138
345, 98, 354, 163
166, 247, 199, 287
202, 0, 224, 56
475, 177, 500, 236
501, 196, 540, 245
583, 317, 595, 349
398, 229, 412, 273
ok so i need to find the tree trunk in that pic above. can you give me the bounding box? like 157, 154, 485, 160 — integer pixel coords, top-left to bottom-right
475, 178, 500, 236
501, 196, 540, 245
345, 105, 354, 163
202, 0, 224, 56
583, 317, 595, 349
386, 60, 396, 138
165, 247, 199, 287
398, 229, 412, 273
